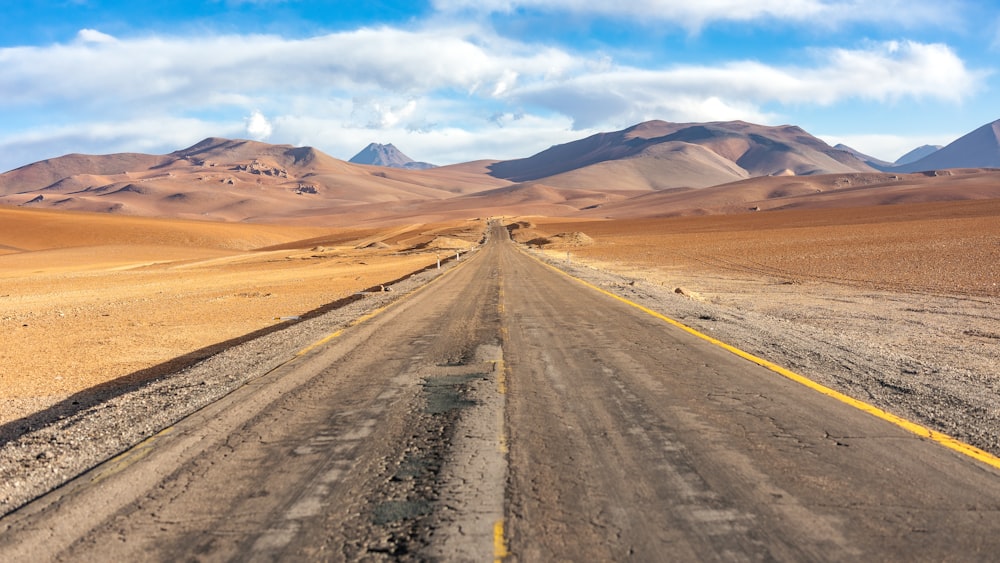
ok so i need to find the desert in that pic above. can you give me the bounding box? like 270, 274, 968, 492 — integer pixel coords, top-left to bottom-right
0, 206, 483, 425
8, 2, 1000, 557
2, 119, 1000, 558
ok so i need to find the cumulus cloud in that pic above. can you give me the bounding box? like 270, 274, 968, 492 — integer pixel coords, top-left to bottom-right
0, 29, 978, 118
0, 23, 986, 170
0, 27, 574, 113
512, 40, 984, 129
245, 109, 273, 140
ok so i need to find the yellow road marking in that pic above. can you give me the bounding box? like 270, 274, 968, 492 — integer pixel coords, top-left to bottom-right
295, 254, 469, 357
91, 426, 175, 484
532, 253, 1000, 472
493, 519, 508, 562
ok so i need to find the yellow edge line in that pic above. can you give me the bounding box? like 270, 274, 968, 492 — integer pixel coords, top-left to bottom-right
532, 253, 1000, 472
82, 257, 476, 488
294, 255, 468, 357
91, 426, 176, 484
494, 519, 509, 562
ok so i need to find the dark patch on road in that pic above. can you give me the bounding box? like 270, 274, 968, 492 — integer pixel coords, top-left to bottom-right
357, 367, 488, 558
423, 373, 486, 414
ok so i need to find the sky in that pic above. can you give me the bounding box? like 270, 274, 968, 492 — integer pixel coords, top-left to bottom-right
0, 0, 998, 172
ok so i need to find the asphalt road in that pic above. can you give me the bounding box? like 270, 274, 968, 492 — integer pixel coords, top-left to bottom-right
3, 222, 1000, 561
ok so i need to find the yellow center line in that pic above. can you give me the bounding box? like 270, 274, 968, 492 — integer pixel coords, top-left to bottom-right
494, 357, 508, 395
530, 251, 1000, 472
494, 267, 510, 559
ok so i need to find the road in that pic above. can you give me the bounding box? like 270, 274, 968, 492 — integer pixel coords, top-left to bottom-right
3, 222, 1000, 561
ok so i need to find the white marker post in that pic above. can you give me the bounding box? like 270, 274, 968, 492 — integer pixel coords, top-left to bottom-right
437, 254, 441, 269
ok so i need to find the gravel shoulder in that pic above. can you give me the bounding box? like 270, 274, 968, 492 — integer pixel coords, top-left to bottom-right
0, 255, 469, 518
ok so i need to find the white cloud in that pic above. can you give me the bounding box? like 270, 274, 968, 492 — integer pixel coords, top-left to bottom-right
245, 109, 273, 140
76, 29, 117, 44
0, 24, 986, 171
240, 109, 582, 166
512, 40, 984, 129
0, 27, 576, 113
349, 97, 422, 129
431, 0, 959, 29
0, 30, 978, 119
0, 116, 232, 172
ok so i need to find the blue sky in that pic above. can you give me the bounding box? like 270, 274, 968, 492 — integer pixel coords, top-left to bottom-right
0, 0, 997, 172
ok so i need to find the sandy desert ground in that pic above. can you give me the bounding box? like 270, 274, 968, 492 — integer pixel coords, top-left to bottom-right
523, 198, 1000, 296
3, 198, 999, 448
0, 207, 483, 425
2, 197, 1000, 520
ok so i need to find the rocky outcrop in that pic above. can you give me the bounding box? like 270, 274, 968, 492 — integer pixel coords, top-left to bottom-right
233, 160, 289, 178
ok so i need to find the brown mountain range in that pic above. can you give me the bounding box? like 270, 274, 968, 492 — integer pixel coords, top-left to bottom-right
2, 120, 999, 224
487, 120, 876, 189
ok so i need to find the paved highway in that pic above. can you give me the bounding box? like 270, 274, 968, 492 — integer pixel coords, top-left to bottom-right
2, 222, 1000, 561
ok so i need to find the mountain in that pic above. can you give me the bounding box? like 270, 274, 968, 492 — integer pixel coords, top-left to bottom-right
349, 143, 436, 170
894, 145, 942, 166
895, 120, 1000, 172
0, 138, 504, 223
488, 120, 876, 191
834, 144, 895, 171
4, 120, 1000, 226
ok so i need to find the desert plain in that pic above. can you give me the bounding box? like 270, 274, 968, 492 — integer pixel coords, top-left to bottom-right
0, 207, 482, 425
3, 196, 998, 452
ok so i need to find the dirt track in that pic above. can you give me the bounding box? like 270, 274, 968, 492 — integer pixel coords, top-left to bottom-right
3, 222, 1000, 560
